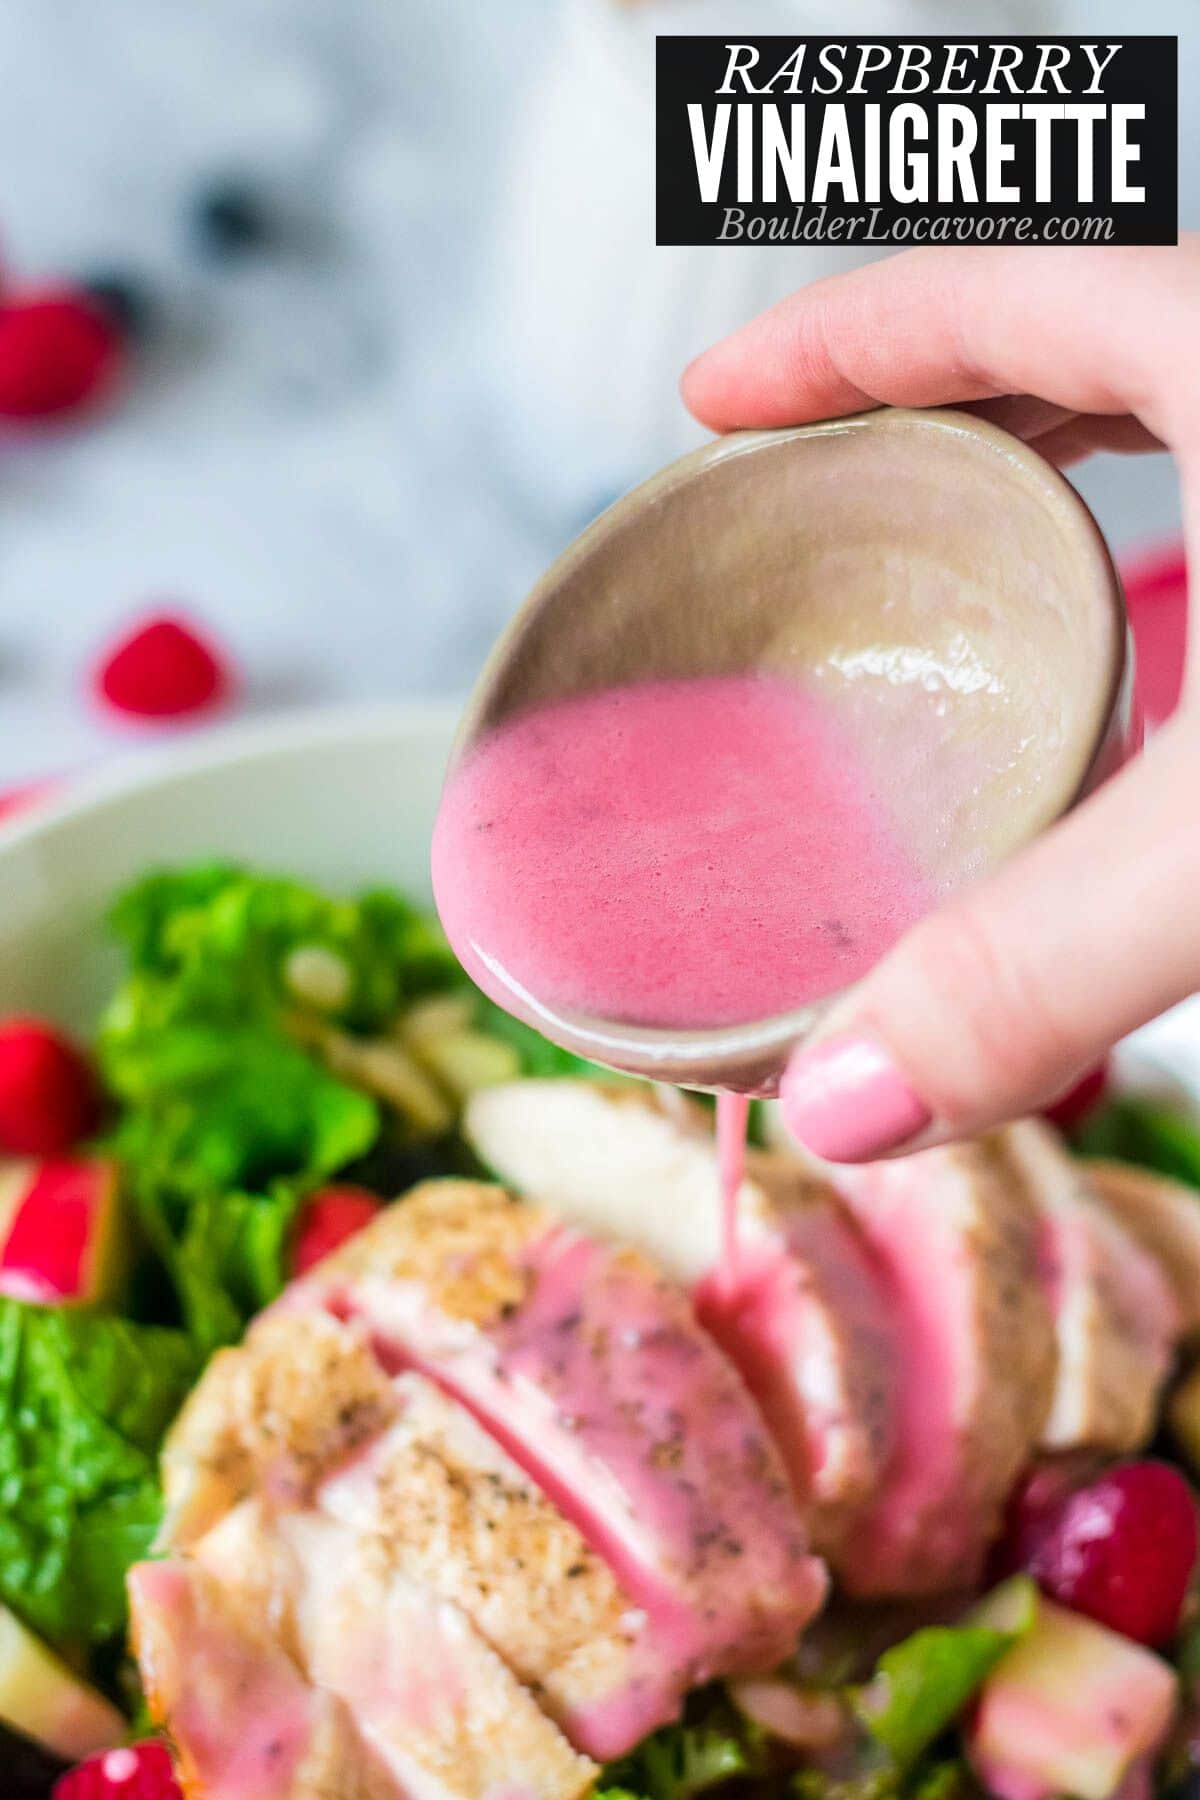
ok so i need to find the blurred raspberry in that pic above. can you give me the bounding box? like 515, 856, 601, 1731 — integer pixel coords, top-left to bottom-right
1020, 1460, 1198, 1647
1043, 1061, 1109, 1131
292, 1185, 381, 1276
94, 613, 231, 720
0, 777, 57, 823
0, 1016, 99, 1155
1122, 542, 1188, 731
53, 1741, 180, 1800
0, 290, 121, 418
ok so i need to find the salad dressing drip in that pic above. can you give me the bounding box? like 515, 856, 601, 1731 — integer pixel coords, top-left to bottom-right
433, 673, 932, 1261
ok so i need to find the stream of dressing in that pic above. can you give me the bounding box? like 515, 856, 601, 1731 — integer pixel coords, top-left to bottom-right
433, 673, 933, 1268
716, 1092, 750, 1273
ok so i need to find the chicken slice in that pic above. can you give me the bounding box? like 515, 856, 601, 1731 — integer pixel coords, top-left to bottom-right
1005, 1121, 1179, 1455
128, 1558, 399, 1800
194, 1501, 596, 1800
282, 1180, 825, 1695
465, 1079, 895, 1555
820, 1138, 1056, 1595
1085, 1158, 1200, 1340
160, 1310, 397, 1549
320, 1371, 665, 1757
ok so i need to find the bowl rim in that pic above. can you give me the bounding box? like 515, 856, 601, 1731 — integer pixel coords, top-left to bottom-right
0, 699, 464, 858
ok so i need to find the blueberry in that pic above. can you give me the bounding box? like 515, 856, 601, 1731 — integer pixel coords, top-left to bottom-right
78, 270, 153, 340
189, 179, 271, 258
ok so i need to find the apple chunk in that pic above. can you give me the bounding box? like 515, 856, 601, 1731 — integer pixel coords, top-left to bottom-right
967, 1597, 1176, 1800
0, 1157, 125, 1306
0, 1604, 124, 1761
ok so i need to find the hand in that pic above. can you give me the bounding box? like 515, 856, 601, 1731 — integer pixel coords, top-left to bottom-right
683, 242, 1200, 1162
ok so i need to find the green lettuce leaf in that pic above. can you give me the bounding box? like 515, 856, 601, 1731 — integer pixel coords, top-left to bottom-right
1072, 1094, 1200, 1188
0, 1300, 196, 1653
793, 1761, 982, 1800
108, 864, 457, 1032
99, 863, 607, 1346
599, 1689, 765, 1800
853, 1578, 1037, 1771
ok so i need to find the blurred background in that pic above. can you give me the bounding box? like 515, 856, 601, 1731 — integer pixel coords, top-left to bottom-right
0, 0, 1193, 791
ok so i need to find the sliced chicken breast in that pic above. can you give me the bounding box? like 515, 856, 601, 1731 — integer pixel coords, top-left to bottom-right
193, 1503, 596, 1800
465, 1079, 895, 1555
1005, 1121, 1179, 1455
128, 1558, 399, 1800
160, 1309, 397, 1550
820, 1138, 1056, 1596
1086, 1158, 1200, 1339
320, 1371, 676, 1757
283, 1180, 825, 1699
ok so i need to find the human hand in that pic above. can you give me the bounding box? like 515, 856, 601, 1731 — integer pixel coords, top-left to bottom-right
682, 242, 1200, 1161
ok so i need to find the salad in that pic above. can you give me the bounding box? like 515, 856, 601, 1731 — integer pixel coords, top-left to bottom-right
1, 862, 1199, 1800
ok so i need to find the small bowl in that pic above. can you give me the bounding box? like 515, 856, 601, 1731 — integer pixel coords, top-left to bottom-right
449, 408, 1134, 1092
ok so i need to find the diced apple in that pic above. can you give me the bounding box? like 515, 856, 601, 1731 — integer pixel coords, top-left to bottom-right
293, 1018, 453, 1136
397, 994, 476, 1047
0, 1605, 125, 1761
967, 1598, 1177, 1800
411, 1030, 521, 1101
0, 1156, 125, 1307
398, 999, 522, 1101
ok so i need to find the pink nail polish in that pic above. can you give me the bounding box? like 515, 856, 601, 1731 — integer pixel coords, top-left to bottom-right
779, 1034, 931, 1163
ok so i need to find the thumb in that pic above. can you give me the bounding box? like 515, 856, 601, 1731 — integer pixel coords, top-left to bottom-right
778, 720, 1200, 1162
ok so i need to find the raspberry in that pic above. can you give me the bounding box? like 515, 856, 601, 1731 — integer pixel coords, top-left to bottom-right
1042, 1060, 1109, 1131
95, 613, 230, 720
990, 1456, 1101, 1579
292, 1185, 381, 1277
0, 1017, 99, 1155
1022, 1460, 1198, 1646
0, 290, 121, 417
0, 777, 57, 823
53, 1741, 180, 1800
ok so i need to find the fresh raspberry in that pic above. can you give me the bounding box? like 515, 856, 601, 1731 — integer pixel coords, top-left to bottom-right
0, 777, 57, 823
1042, 1060, 1109, 1131
0, 1017, 99, 1155
94, 613, 231, 720
990, 1457, 1100, 1579
1022, 1460, 1198, 1646
0, 290, 121, 417
53, 1741, 181, 1800
292, 1184, 381, 1276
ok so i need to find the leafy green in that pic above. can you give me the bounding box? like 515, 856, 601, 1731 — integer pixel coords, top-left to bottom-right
1071, 1093, 1200, 1188
599, 1689, 766, 1800
108, 864, 457, 1032
97, 866, 454, 1345
0, 1299, 196, 1653
100, 1013, 376, 1348
853, 1579, 1036, 1771
98, 863, 612, 1346
792, 1760, 982, 1800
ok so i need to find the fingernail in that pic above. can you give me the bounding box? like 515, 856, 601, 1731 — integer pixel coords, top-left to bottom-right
779, 1033, 931, 1163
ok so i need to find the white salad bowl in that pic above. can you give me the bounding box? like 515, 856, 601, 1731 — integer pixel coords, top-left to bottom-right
0, 704, 457, 1033
0, 699, 1196, 1103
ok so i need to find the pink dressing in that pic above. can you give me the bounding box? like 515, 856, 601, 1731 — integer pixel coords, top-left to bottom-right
694, 1201, 897, 1548
816, 1158, 983, 1595
310, 1221, 824, 1737
128, 1559, 364, 1800
432, 675, 932, 1032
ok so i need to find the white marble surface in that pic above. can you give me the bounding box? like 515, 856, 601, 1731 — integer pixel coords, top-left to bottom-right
0, 0, 1194, 788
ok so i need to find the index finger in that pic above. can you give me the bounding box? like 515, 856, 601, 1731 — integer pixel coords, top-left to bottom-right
680, 242, 1198, 443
